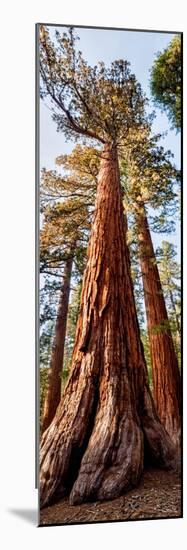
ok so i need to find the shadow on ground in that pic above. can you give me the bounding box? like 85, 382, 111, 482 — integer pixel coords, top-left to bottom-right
8, 508, 38, 526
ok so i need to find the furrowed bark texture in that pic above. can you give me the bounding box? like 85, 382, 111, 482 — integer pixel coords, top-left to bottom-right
42, 254, 73, 433
135, 203, 181, 445
40, 145, 175, 509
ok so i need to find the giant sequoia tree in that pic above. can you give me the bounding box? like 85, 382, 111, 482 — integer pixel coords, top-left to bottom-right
39, 26, 175, 508
122, 130, 181, 444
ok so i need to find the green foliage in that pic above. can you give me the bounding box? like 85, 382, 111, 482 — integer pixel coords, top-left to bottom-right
149, 213, 176, 234
61, 368, 70, 395
40, 145, 98, 339
128, 237, 146, 329
150, 319, 171, 334
156, 240, 181, 363
121, 127, 179, 214
56, 144, 100, 182
40, 25, 147, 146
63, 282, 82, 371
150, 36, 181, 130
40, 144, 99, 276
40, 367, 49, 424
40, 320, 54, 364
141, 329, 153, 389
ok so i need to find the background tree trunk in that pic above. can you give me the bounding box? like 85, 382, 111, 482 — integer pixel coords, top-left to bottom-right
40, 145, 175, 509
41, 253, 74, 433
135, 202, 181, 445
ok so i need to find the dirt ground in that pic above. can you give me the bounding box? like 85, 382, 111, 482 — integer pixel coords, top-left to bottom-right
39, 468, 182, 526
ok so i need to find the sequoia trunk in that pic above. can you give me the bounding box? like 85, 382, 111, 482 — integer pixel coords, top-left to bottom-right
42, 253, 73, 433
40, 145, 175, 509
135, 202, 181, 445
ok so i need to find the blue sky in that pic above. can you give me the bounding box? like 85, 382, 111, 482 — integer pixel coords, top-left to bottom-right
40, 26, 181, 259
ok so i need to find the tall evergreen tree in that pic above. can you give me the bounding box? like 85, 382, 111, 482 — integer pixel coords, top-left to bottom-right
150, 35, 181, 130
39, 26, 174, 508
122, 128, 181, 444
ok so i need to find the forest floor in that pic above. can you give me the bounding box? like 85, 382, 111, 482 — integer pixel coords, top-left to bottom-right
39, 468, 182, 526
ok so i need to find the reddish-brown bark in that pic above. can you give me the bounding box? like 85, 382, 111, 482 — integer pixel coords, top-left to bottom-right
135, 202, 181, 445
40, 145, 175, 509
42, 254, 73, 433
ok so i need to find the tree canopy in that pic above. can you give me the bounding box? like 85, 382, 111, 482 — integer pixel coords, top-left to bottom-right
121, 126, 179, 234
39, 25, 148, 146
150, 35, 181, 131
